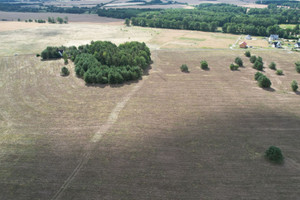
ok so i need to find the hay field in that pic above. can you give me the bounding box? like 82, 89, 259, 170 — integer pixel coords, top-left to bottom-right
1, 19, 300, 199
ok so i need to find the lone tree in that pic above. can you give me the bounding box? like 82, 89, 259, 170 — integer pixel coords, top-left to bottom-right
258, 75, 271, 88
250, 55, 256, 63
244, 51, 251, 57
253, 60, 263, 71
229, 63, 239, 71
269, 62, 276, 70
295, 61, 300, 73
276, 69, 283, 75
254, 72, 264, 81
265, 146, 283, 163
200, 60, 208, 70
180, 64, 189, 73
125, 18, 130, 26
291, 80, 298, 92
61, 66, 70, 76
235, 57, 243, 67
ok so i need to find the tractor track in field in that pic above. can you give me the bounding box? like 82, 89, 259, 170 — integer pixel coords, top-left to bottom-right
50, 63, 152, 200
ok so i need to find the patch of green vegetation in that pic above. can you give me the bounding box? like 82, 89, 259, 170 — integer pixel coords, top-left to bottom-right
179, 37, 206, 42
279, 24, 296, 29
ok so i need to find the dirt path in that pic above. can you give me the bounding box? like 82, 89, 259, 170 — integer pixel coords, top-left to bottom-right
50, 76, 149, 200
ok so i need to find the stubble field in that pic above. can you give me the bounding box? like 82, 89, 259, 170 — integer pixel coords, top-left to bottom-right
0, 19, 300, 199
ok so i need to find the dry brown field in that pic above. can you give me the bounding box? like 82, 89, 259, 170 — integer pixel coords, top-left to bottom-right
1, 19, 300, 199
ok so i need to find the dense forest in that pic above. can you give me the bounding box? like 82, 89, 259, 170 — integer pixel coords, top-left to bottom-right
129, 4, 300, 38
41, 41, 151, 85
1, 2, 299, 38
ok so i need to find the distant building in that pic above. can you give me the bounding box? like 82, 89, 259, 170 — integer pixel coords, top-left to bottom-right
295, 42, 300, 48
239, 41, 247, 48
269, 34, 279, 42
245, 35, 252, 40
272, 41, 281, 48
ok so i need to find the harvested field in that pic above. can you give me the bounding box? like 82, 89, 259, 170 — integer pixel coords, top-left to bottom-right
1, 48, 300, 199
0, 11, 123, 24
0, 21, 50, 32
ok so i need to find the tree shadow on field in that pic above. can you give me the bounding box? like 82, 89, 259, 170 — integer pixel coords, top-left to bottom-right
263, 87, 276, 92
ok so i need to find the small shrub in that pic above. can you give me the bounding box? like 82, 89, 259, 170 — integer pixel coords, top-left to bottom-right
257, 75, 271, 88
265, 146, 283, 163
244, 51, 251, 57
180, 64, 189, 72
295, 61, 300, 73
61, 67, 70, 76
253, 60, 263, 71
235, 57, 243, 67
36, 53, 40, 57
269, 62, 276, 70
291, 80, 298, 92
254, 72, 264, 81
200, 60, 208, 70
276, 69, 283, 75
250, 55, 256, 63
257, 56, 263, 64
230, 63, 239, 71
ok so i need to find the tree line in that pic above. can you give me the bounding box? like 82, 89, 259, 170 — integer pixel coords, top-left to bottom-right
41, 41, 151, 85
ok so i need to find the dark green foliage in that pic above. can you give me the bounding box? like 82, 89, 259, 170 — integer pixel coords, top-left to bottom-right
230, 63, 239, 71
200, 60, 208, 70
250, 55, 256, 63
180, 64, 189, 72
61, 67, 70, 76
295, 61, 300, 73
244, 51, 251, 57
36, 53, 40, 57
57, 17, 63, 24
269, 62, 276, 70
41, 47, 61, 60
291, 80, 298, 92
253, 60, 263, 71
265, 146, 283, 163
276, 69, 283, 75
235, 57, 243, 67
254, 72, 264, 81
41, 41, 150, 84
257, 75, 271, 88
257, 56, 263, 64
125, 18, 130, 26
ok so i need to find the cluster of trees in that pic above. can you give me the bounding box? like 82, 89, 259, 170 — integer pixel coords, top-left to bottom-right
255, 72, 272, 88
48, 17, 68, 24
41, 41, 151, 85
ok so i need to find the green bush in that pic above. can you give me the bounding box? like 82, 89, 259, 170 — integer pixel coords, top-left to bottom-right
253, 60, 263, 71
36, 53, 40, 57
265, 146, 283, 163
269, 62, 276, 70
295, 61, 300, 73
257, 75, 271, 88
235, 57, 243, 67
244, 51, 251, 57
291, 80, 298, 92
257, 56, 263, 64
254, 72, 264, 81
200, 60, 208, 70
230, 63, 239, 71
250, 55, 256, 63
61, 67, 70, 76
180, 64, 189, 72
276, 69, 283, 75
